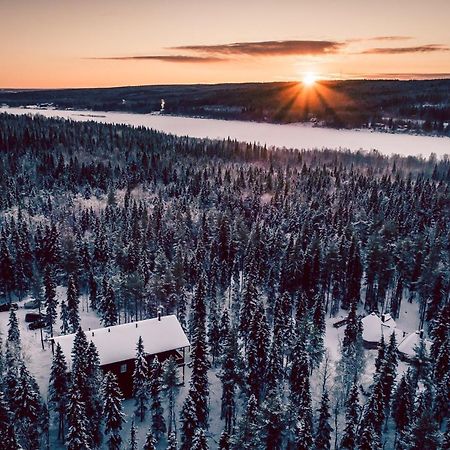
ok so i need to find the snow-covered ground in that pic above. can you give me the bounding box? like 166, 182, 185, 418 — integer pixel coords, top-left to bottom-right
1, 106, 449, 158
0, 291, 424, 449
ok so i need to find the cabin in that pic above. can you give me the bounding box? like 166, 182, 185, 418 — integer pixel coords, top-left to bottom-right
53, 314, 190, 397
361, 312, 399, 349
397, 330, 432, 363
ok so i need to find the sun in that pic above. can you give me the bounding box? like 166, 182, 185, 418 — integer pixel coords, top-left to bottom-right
302, 72, 317, 86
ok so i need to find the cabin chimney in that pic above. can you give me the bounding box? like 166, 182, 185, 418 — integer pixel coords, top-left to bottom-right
157, 305, 162, 321
92, 331, 94, 337
419, 329, 424, 339
108, 328, 110, 333
381, 314, 385, 323
135, 323, 138, 328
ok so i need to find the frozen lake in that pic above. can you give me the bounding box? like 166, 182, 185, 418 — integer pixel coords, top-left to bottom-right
1, 106, 449, 158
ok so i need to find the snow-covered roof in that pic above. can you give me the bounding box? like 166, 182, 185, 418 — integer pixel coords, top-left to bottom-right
397, 330, 432, 358
53, 315, 190, 369
361, 312, 397, 343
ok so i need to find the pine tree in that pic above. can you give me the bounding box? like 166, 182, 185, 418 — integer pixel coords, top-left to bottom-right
149, 356, 166, 439
180, 391, 198, 450
192, 428, 209, 450
66, 275, 80, 333
102, 371, 124, 450
13, 364, 42, 450
133, 336, 149, 422
44, 265, 58, 339
66, 385, 90, 450
60, 299, 70, 334
341, 381, 360, 450
143, 429, 157, 450
102, 284, 118, 326
0, 235, 14, 301
7, 307, 20, 348
232, 394, 258, 449
162, 356, 180, 436
0, 390, 18, 448
129, 420, 138, 450
315, 389, 332, 450
48, 343, 69, 440
358, 420, 379, 450
218, 431, 231, 450
259, 388, 285, 450
167, 431, 178, 450
189, 278, 210, 428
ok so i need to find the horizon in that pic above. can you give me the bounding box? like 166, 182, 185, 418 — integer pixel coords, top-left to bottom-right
2, 0, 450, 88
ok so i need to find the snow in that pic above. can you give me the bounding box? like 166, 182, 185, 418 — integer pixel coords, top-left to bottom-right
1, 106, 449, 158
397, 330, 432, 359
53, 315, 190, 369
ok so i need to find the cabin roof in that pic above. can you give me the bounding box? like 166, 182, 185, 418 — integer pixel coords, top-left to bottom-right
361, 312, 397, 343
53, 314, 190, 369
397, 330, 432, 358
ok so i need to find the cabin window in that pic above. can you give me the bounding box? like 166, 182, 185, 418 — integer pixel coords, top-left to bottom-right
120, 363, 127, 373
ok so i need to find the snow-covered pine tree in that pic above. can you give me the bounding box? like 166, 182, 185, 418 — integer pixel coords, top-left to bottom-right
162, 356, 180, 436
232, 394, 258, 450
218, 431, 230, 450
340, 380, 360, 450
219, 328, 238, 434
189, 277, 210, 428
44, 264, 58, 340
143, 428, 157, 450
66, 384, 91, 450
0, 389, 18, 448
133, 336, 149, 422
102, 371, 124, 450
66, 275, 80, 333
180, 391, 198, 450
86, 341, 103, 447
314, 388, 332, 450
259, 387, 285, 450
49, 342, 69, 441
208, 298, 221, 365
192, 428, 209, 450
128, 420, 138, 450
13, 363, 42, 449
149, 356, 166, 439
7, 306, 20, 346
167, 431, 178, 450
102, 284, 118, 326
60, 299, 70, 334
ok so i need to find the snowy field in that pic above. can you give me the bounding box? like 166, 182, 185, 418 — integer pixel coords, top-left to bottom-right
1, 106, 449, 158
0, 289, 423, 449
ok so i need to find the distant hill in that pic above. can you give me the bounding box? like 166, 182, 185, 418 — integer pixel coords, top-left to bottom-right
1, 79, 449, 133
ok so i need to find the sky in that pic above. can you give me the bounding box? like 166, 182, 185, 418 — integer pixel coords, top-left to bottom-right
1, 0, 450, 88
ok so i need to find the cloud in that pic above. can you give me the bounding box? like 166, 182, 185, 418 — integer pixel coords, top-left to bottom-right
347, 36, 412, 43
361, 44, 450, 54
89, 55, 225, 63
171, 40, 343, 56
345, 72, 450, 80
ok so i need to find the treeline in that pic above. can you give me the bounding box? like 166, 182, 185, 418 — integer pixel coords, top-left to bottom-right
0, 113, 448, 449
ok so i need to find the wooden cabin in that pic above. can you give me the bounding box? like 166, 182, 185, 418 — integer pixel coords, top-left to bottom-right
53, 314, 190, 397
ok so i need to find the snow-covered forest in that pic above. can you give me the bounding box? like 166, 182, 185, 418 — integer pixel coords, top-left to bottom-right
0, 112, 448, 449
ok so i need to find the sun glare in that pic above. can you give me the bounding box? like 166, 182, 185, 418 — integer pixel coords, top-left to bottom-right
303, 72, 317, 86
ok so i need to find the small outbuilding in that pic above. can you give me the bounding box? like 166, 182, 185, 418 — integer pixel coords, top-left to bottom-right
361, 312, 398, 349
397, 330, 432, 363
53, 314, 190, 397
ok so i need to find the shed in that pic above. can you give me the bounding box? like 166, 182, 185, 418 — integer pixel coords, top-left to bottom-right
397, 330, 432, 363
53, 314, 190, 397
361, 312, 398, 349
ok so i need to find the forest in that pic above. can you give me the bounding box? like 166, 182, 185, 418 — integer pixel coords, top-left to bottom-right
0, 112, 449, 449
1, 79, 450, 133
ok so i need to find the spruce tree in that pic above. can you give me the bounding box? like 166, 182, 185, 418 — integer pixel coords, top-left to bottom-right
149, 356, 166, 439
44, 265, 58, 340
48, 343, 69, 441
167, 431, 178, 450
232, 394, 258, 449
102, 371, 124, 450
219, 431, 231, 450
102, 284, 118, 327
143, 429, 157, 450
314, 389, 332, 450
66, 384, 90, 450
341, 381, 360, 450
133, 336, 149, 422
180, 391, 198, 450
162, 356, 180, 436
66, 275, 80, 333
129, 420, 138, 450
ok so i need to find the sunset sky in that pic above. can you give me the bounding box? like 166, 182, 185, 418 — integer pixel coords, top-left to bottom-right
1, 0, 450, 88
